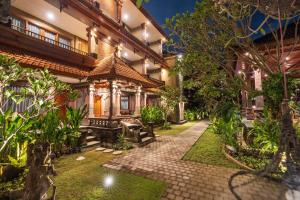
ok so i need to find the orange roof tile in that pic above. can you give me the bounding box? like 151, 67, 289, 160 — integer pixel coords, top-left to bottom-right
89, 54, 159, 88
0, 46, 89, 78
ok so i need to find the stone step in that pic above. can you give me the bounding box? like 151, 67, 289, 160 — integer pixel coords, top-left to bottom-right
139, 137, 155, 147
86, 135, 96, 142
82, 140, 101, 152
140, 131, 148, 138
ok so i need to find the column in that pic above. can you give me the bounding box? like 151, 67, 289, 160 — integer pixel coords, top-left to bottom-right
254, 69, 264, 108
101, 94, 107, 116
144, 93, 147, 107
135, 86, 142, 115
112, 82, 120, 116
87, 27, 98, 58
115, 0, 123, 23
115, 88, 121, 116
89, 83, 95, 118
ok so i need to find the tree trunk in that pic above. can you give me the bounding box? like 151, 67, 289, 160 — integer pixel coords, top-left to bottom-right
23, 142, 56, 200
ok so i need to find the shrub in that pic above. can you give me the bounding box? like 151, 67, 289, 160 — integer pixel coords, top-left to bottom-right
184, 109, 209, 121
211, 103, 241, 148
249, 110, 280, 154
141, 106, 164, 124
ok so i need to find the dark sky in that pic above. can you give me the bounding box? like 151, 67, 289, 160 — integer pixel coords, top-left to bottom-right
144, 0, 198, 26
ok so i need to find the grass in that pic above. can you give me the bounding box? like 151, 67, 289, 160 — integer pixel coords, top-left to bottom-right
154, 121, 198, 136
183, 127, 239, 169
52, 151, 166, 200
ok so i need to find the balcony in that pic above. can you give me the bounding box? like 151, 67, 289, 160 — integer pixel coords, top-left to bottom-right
0, 24, 95, 68
11, 25, 88, 56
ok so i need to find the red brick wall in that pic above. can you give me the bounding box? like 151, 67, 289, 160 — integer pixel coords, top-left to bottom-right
97, 40, 115, 59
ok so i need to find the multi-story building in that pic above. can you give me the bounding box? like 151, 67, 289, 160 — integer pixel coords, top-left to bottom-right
0, 0, 183, 123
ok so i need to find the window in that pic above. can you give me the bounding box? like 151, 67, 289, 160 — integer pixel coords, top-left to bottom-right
45, 31, 56, 44
11, 17, 25, 32
121, 96, 129, 110
59, 37, 71, 49
28, 24, 41, 38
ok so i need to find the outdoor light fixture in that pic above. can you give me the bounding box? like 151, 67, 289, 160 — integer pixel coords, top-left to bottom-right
107, 36, 111, 40
144, 32, 149, 38
146, 20, 151, 25
264, 74, 268, 77
238, 70, 242, 74
103, 175, 114, 188
245, 52, 250, 56
285, 56, 290, 61
252, 105, 256, 109
123, 13, 129, 21
162, 38, 166, 42
178, 54, 183, 61
46, 12, 55, 20
123, 52, 128, 58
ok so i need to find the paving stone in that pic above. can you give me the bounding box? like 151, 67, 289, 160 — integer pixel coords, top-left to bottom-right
103, 149, 114, 153
76, 156, 85, 161
113, 150, 123, 155
103, 121, 286, 200
95, 147, 106, 151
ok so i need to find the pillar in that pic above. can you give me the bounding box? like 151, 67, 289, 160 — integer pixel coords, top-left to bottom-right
144, 93, 147, 107
254, 69, 264, 108
89, 83, 95, 118
87, 27, 98, 58
115, 88, 121, 116
115, 0, 123, 23
112, 82, 120, 116
101, 94, 107, 116
135, 86, 142, 115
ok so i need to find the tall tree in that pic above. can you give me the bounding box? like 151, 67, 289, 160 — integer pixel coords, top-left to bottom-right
166, 0, 300, 194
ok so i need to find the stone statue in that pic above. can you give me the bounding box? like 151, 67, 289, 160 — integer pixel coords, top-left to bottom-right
0, 0, 11, 25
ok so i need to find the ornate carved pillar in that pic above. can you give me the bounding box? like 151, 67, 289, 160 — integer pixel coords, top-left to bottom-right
87, 27, 98, 58
115, 0, 123, 23
254, 69, 264, 108
135, 86, 142, 115
112, 82, 120, 116
144, 93, 147, 107
89, 83, 95, 118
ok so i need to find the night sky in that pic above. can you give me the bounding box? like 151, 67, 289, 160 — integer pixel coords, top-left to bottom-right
144, 0, 198, 26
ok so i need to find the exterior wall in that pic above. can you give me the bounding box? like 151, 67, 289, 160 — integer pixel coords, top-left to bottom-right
132, 64, 145, 74
98, 0, 117, 21
149, 72, 161, 80
11, 7, 88, 53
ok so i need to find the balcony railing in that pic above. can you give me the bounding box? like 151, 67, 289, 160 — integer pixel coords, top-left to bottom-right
11, 25, 88, 56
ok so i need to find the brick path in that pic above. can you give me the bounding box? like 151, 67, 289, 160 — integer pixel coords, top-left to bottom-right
104, 121, 287, 200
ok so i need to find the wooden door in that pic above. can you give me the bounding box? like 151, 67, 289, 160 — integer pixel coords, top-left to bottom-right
94, 96, 101, 117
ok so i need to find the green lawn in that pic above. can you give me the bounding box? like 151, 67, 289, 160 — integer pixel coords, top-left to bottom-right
154, 121, 198, 136
183, 127, 239, 168
52, 151, 166, 200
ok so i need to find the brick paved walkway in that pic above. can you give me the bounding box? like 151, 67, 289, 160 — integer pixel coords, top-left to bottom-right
104, 121, 287, 200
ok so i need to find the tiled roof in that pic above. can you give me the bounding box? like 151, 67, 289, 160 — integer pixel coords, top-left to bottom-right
0, 46, 89, 78
89, 54, 158, 88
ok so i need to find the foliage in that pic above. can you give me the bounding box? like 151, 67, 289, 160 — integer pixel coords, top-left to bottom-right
184, 109, 209, 121
141, 106, 164, 124
236, 155, 271, 170
36, 109, 65, 154
262, 73, 296, 117
0, 169, 27, 194
160, 122, 171, 130
160, 86, 181, 127
249, 110, 281, 154
63, 106, 88, 150
115, 133, 133, 150
0, 55, 72, 154
211, 103, 241, 148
